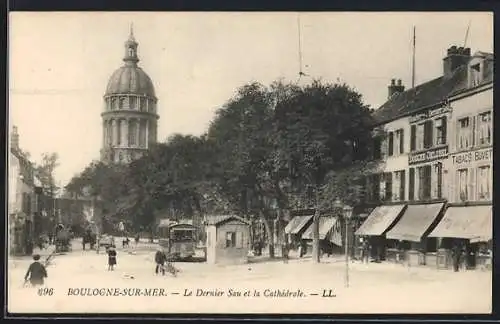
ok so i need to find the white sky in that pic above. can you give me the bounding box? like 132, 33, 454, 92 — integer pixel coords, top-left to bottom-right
9, 12, 493, 186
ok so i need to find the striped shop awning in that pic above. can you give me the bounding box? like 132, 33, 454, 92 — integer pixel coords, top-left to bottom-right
428, 205, 492, 242
284, 215, 314, 235
301, 217, 338, 240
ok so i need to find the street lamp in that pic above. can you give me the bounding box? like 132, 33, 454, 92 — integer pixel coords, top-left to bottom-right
333, 199, 353, 288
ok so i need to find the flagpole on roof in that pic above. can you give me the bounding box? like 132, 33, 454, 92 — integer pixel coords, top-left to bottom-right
411, 26, 416, 89
463, 21, 471, 48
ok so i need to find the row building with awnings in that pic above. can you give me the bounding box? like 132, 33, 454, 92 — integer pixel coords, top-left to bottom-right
355, 45, 493, 270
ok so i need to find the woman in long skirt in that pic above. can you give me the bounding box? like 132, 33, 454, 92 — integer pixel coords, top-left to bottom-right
107, 246, 117, 271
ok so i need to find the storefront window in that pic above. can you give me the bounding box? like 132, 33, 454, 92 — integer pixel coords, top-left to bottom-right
477, 111, 492, 146
477, 165, 491, 201
434, 117, 447, 145
457, 168, 469, 202
457, 117, 472, 150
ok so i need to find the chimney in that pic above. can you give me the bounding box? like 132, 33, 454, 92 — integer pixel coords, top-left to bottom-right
443, 45, 471, 77
11, 126, 19, 150
388, 78, 405, 99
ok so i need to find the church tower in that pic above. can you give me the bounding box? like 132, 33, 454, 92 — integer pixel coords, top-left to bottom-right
101, 26, 159, 164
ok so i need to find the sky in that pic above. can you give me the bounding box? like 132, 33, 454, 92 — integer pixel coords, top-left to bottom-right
9, 12, 493, 186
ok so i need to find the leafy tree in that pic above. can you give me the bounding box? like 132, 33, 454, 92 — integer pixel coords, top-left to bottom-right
207, 82, 283, 257
35, 152, 60, 197
274, 80, 378, 263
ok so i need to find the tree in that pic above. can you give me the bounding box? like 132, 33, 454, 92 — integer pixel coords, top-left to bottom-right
207, 82, 283, 257
65, 160, 129, 233
115, 134, 214, 234
274, 80, 378, 263
35, 152, 60, 197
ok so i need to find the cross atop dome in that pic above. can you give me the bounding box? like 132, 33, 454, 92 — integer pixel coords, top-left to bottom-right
129, 22, 135, 41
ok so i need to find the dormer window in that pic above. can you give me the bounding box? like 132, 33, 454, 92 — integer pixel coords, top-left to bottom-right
470, 62, 482, 87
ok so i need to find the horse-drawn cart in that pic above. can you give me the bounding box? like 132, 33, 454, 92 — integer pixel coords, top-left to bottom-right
54, 224, 72, 253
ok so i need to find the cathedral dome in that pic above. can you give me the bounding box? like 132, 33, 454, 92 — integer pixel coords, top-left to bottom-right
105, 66, 156, 98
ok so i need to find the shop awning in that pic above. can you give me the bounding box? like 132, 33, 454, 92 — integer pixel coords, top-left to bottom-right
355, 205, 406, 236
385, 203, 445, 242
428, 205, 492, 242
284, 215, 314, 234
301, 217, 338, 240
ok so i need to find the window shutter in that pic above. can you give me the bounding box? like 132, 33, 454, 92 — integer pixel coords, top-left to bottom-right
424, 120, 433, 148
441, 117, 447, 145
437, 163, 443, 199
388, 132, 394, 156
409, 168, 415, 201
400, 129, 405, 154
235, 231, 242, 248
381, 138, 388, 158
410, 125, 416, 151
401, 170, 406, 200
469, 167, 475, 201
471, 116, 476, 147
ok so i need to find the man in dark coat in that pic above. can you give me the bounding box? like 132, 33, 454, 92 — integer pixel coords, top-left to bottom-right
452, 244, 461, 272
155, 248, 167, 275
24, 254, 48, 286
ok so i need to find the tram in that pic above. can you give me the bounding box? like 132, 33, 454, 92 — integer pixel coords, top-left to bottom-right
158, 220, 197, 260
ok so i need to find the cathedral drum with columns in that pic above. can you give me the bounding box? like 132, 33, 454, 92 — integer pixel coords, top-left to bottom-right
101, 27, 159, 164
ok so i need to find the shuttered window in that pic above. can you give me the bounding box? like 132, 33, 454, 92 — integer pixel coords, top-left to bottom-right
399, 129, 405, 154
235, 231, 243, 248
409, 168, 415, 201
435, 117, 447, 145
388, 132, 394, 156
410, 125, 417, 151
423, 120, 434, 148
225, 231, 236, 248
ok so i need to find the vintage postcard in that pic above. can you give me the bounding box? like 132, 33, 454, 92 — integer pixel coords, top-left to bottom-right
7, 11, 493, 314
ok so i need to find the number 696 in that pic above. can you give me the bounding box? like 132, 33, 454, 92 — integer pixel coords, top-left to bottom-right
38, 287, 54, 296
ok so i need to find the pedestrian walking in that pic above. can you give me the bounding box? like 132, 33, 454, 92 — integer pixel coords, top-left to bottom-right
361, 238, 370, 264
155, 248, 167, 275
24, 254, 48, 287
135, 233, 140, 246
282, 242, 290, 264
107, 245, 117, 271
452, 244, 460, 272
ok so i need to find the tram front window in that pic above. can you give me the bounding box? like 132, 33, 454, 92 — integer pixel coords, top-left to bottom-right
171, 230, 193, 242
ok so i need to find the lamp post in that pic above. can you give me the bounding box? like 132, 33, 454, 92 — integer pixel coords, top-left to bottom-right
334, 199, 353, 288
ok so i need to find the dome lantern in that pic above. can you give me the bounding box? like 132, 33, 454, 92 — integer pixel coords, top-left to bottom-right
123, 23, 139, 66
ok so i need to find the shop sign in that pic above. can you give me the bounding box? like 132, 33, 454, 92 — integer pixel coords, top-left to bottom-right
408, 145, 449, 165
451, 147, 493, 166
409, 106, 452, 124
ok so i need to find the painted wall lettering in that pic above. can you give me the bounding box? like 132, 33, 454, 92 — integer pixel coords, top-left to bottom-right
408, 146, 449, 165
409, 106, 452, 124
451, 148, 493, 165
